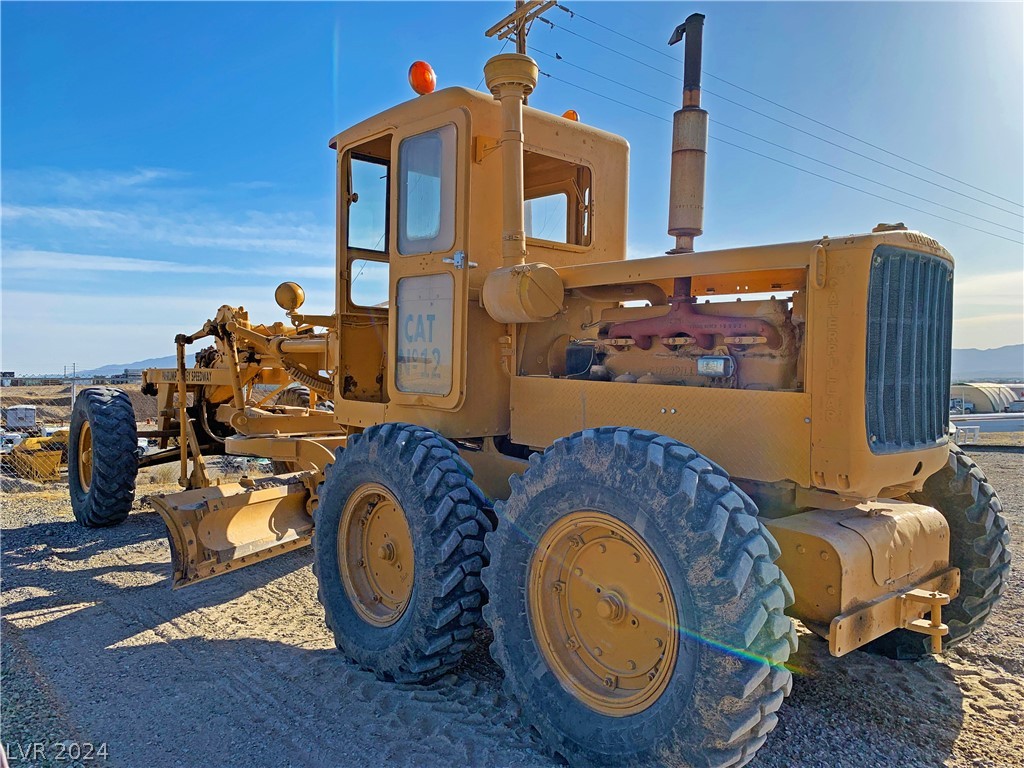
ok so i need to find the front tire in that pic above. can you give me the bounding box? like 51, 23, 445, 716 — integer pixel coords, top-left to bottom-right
864, 445, 1011, 659
483, 427, 797, 768
68, 387, 138, 527
313, 423, 491, 683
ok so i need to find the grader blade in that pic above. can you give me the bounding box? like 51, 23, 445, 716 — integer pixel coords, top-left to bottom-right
150, 474, 314, 588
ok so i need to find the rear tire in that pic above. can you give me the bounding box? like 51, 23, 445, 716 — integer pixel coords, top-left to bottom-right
863, 445, 1010, 659
314, 422, 491, 683
483, 427, 797, 768
68, 387, 138, 527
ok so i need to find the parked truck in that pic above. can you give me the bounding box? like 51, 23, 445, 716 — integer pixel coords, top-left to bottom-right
66, 8, 1009, 767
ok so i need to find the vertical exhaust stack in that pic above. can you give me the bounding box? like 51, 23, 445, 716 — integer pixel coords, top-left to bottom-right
481, 52, 565, 325
484, 53, 539, 267
667, 13, 708, 254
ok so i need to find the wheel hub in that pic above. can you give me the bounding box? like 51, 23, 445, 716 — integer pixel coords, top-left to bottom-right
338, 483, 414, 627
530, 511, 678, 716
77, 421, 93, 492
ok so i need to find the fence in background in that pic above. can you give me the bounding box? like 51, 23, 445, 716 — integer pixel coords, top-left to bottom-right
1, 378, 276, 491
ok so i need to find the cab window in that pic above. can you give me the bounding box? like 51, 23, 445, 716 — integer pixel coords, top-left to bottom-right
348, 154, 389, 253
524, 150, 592, 246
398, 123, 457, 255
344, 134, 391, 308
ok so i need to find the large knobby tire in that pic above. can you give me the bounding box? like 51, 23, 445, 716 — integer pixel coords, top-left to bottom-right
68, 387, 138, 527
483, 427, 797, 768
271, 385, 334, 474
864, 445, 1011, 659
314, 422, 491, 683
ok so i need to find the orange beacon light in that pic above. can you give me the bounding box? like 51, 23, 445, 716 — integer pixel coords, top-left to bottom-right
408, 61, 436, 95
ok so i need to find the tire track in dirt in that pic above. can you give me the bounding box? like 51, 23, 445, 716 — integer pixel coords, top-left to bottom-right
2, 499, 548, 767
3, 448, 1021, 768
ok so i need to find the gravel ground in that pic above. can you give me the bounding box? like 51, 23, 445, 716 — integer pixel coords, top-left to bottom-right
2, 450, 1021, 767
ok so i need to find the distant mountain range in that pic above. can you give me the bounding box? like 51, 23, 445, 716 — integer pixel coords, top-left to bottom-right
68, 344, 1023, 382
951, 344, 1024, 381
75, 354, 196, 378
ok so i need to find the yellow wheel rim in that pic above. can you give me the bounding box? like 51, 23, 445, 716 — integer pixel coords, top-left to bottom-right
338, 483, 415, 627
530, 511, 678, 716
78, 421, 93, 492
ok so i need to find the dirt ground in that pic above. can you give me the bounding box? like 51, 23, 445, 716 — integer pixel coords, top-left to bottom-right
2, 449, 1021, 768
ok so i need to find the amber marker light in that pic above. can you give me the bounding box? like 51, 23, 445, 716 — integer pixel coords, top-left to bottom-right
408, 61, 436, 95
561, 109, 580, 121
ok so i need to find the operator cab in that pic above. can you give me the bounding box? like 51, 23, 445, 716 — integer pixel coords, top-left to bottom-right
327, 84, 628, 411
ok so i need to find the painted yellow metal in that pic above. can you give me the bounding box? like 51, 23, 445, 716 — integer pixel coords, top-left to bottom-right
77, 422, 92, 491
151, 475, 314, 588
124, 40, 969, 671
8, 447, 64, 482
511, 376, 812, 487
460, 437, 529, 500
4, 430, 69, 482
530, 511, 678, 716
829, 574, 957, 656
337, 483, 415, 627
765, 500, 960, 654
223, 435, 344, 474
482, 262, 565, 323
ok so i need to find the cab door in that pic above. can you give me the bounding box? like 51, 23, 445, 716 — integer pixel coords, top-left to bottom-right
387, 108, 471, 411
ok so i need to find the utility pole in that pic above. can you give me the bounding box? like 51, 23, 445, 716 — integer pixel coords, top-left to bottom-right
485, 0, 556, 103
515, 1, 526, 55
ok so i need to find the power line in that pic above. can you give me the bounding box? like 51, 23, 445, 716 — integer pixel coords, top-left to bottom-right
539, 70, 1024, 246
556, 2, 1024, 209
532, 47, 1021, 235
540, 13, 1024, 218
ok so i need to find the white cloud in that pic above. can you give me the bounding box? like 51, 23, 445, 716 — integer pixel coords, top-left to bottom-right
1, 249, 335, 282
2, 167, 186, 200
3, 249, 235, 275
3, 203, 333, 257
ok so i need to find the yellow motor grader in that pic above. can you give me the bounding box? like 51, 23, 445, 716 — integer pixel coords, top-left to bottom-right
67, 9, 1010, 767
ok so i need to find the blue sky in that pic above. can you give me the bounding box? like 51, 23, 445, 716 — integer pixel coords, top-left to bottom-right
2, 1, 1022, 373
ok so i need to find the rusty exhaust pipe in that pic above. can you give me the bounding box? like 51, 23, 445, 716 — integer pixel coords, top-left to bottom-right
666, 13, 708, 255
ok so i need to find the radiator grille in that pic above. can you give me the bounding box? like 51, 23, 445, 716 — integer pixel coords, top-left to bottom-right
865, 245, 953, 454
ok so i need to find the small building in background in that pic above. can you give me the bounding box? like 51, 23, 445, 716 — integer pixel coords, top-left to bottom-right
109, 369, 143, 385
950, 383, 1019, 414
